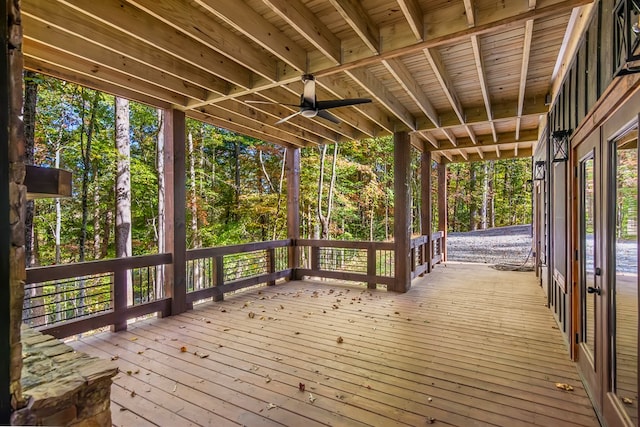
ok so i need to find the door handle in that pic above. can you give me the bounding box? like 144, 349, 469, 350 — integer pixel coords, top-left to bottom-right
587, 286, 602, 295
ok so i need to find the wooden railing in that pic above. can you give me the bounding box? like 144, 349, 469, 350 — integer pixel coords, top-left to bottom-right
24, 253, 172, 338
23, 235, 445, 338
185, 239, 291, 304
296, 239, 395, 288
410, 232, 444, 279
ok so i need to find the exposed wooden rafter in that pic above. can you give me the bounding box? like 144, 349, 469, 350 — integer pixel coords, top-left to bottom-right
470, 35, 497, 142
463, 0, 475, 27
327, 0, 380, 54
516, 20, 534, 140
396, 0, 424, 41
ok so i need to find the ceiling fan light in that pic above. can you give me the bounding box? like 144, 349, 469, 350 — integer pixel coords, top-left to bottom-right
301, 109, 318, 118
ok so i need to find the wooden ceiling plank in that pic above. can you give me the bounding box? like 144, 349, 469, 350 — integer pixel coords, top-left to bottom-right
328, 0, 380, 54
127, 0, 279, 81
58, 0, 254, 88
24, 40, 188, 106
198, 104, 312, 147
470, 35, 495, 141
516, 20, 534, 139
382, 58, 439, 127
315, 76, 391, 134
195, 0, 307, 71
23, 15, 209, 102
424, 47, 465, 124
449, 147, 532, 163
428, 128, 538, 151
463, 0, 475, 27
23, 1, 230, 96
261, 0, 341, 65
312, 0, 593, 78
396, 0, 424, 41
188, 109, 297, 148
24, 56, 172, 109
345, 68, 416, 130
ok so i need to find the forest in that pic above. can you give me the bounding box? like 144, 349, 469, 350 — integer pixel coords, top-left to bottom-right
24, 73, 533, 268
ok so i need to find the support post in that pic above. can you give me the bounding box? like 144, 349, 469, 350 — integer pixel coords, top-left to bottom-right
438, 162, 448, 262
421, 145, 432, 273
163, 109, 187, 315
286, 148, 300, 279
393, 132, 411, 292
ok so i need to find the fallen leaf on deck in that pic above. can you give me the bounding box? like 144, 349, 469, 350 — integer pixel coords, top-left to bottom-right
130, 390, 136, 398
308, 393, 316, 403
348, 319, 355, 323
180, 346, 188, 353
119, 407, 128, 411
130, 337, 138, 341
294, 331, 300, 335
299, 383, 305, 392
206, 320, 211, 323
137, 351, 144, 355
280, 305, 285, 309
223, 328, 230, 331
197, 379, 204, 383
336, 394, 345, 400
267, 403, 277, 410
407, 318, 412, 321
336, 336, 344, 344
220, 309, 227, 313
426, 416, 436, 424
274, 356, 283, 361
111, 356, 119, 361
248, 311, 255, 319
259, 316, 265, 320
126, 370, 133, 376
179, 326, 186, 329
428, 397, 433, 402
173, 383, 177, 392
194, 351, 209, 359
394, 311, 400, 315
265, 375, 272, 383
555, 383, 574, 391
622, 397, 633, 404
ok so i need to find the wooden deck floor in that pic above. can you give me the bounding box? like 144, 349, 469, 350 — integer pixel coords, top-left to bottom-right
70, 262, 599, 427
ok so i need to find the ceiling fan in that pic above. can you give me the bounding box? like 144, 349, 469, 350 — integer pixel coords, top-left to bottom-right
245, 74, 371, 125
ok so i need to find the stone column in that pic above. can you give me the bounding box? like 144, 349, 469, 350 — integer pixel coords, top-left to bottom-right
3, 0, 27, 420
393, 131, 411, 292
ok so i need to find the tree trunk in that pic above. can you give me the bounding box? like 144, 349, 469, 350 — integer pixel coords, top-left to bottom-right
451, 167, 461, 232
481, 161, 489, 230
54, 149, 62, 322
469, 164, 477, 231
24, 70, 37, 267
92, 168, 101, 259
115, 97, 133, 305
317, 143, 339, 240
188, 131, 201, 289
234, 141, 240, 214
488, 161, 495, 228
156, 109, 165, 299
272, 148, 286, 240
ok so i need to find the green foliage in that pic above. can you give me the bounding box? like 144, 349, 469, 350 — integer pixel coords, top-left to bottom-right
29, 74, 534, 266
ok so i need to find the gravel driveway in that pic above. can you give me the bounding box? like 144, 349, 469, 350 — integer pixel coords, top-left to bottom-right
446, 224, 534, 267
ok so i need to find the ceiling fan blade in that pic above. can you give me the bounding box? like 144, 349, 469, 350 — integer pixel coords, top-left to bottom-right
245, 100, 300, 107
275, 110, 302, 124
316, 110, 341, 124
316, 98, 372, 110
302, 74, 316, 106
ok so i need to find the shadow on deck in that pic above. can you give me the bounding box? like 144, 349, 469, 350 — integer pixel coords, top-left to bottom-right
70, 262, 598, 427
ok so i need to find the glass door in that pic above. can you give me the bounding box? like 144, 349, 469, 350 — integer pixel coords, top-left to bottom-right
576, 131, 603, 411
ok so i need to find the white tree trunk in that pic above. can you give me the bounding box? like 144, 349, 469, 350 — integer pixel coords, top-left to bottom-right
156, 109, 165, 299
115, 97, 133, 305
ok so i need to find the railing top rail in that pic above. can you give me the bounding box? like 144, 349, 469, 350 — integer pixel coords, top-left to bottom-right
432, 231, 443, 239
187, 239, 292, 260
26, 253, 172, 284
296, 239, 395, 250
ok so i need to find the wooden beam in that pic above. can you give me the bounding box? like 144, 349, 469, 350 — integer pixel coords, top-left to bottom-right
23, 15, 209, 101
470, 35, 496, 141
516, 20, 534, 140
164, 108, 187, 315
420, 131, 439, 148
458, 149, 469, 161
261, 0, 341, 65
328, 0, 380, 53
382, 58, 439, 127
127, 0, 279, 81
23, 0, 230, 96
393, 131, 412, 292
345, 68, 416, 130
194, 0, 306, 71
58, 0, 254, 89
529, 0, 537, 10
476, 147, 484, 159
397, 0, 424, 41
463, 0, 475, 26
23, 40, 189, 106
286, 148, 301, 276
437, 163, 448, 260
440, 150, 453, 162
495, 145, 501, 158
447, 146, 532, 163
441, 128, 457, 147
427, 128, 539, 151
24, 57, 172, 110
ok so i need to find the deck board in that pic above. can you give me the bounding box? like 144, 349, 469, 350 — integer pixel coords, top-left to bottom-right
70, 262, 599, 427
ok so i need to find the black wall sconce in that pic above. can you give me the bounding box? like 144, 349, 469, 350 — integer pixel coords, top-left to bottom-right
552, 129, 571, 162
614, 0, 640, 75
533, 160, 546, 181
